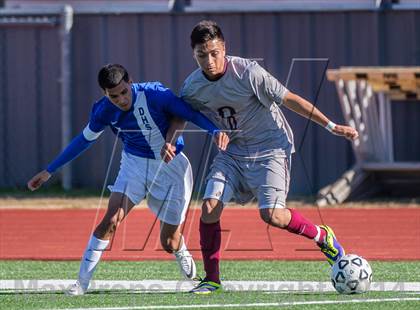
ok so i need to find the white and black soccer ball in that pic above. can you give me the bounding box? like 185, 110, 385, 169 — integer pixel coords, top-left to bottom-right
331, 254, 373, 294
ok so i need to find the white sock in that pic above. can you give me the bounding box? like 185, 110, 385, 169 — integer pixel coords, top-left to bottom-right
78, 235, 109, 287
313, 226, 322, 244
174, 235, 187, 255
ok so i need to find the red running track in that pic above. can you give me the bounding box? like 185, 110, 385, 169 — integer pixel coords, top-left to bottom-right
0, 208, 419, 261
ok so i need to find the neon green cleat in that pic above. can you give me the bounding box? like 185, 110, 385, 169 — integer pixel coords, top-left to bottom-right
189, 279, 222, 295
319, 225, 346, 266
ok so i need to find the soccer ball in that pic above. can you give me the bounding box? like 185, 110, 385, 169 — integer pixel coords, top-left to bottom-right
331, 254, 372, 294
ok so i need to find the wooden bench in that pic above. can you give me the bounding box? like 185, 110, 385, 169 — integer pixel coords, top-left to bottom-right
317, 67, 420, 206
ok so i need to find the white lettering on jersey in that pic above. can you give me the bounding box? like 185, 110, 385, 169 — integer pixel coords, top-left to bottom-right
138, 107, 152, 130
133, 91, 165, 159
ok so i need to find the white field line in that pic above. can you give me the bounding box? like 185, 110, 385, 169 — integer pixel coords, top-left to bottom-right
45, 298, 420, 310
1, 280, 420, 293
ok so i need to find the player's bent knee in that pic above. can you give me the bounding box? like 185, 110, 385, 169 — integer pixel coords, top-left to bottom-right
260, 211, 273, 225
95, 212, 124, 237
259, 208, 289, 228
201, 199, 223, 224
202, 199, 219, 213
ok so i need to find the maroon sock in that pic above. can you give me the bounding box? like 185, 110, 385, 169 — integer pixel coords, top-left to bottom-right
200, 220, 221, 283
286, 208, 325, 243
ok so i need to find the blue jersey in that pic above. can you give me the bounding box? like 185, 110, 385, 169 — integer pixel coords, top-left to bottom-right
46, 82, 218, 173
85, 82, 193, 159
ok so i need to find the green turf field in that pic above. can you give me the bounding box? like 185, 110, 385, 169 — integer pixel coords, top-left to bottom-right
1, 260, 420, 309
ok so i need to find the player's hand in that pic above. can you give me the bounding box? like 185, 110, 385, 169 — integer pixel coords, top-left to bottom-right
331, 125, 359, 141
27, 170, 51, 191
214, 131, 229, 151
161, 142, 177, 163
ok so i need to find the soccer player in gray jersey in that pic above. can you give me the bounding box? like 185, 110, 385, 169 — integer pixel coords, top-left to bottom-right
181, 20, 359, 294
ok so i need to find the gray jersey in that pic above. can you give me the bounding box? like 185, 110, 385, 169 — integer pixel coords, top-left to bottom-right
181, 56, 294, 160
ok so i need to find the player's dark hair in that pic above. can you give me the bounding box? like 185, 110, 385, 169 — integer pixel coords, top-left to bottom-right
190, 20, 224, 49
97, 64, 129, 90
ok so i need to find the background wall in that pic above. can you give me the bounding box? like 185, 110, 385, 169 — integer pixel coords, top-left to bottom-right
1, 9, 419, 196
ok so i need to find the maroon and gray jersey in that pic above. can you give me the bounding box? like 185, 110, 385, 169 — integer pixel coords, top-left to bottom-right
181, 55, 294, 160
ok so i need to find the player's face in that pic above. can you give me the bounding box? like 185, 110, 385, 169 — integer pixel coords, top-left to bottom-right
193, 39, 226, 80
105, 80, 132, 111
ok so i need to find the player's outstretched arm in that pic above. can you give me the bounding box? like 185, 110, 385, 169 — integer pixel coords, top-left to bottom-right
27, 130, 98, 190
27, 170, 51, 191
283, 91, 358, 141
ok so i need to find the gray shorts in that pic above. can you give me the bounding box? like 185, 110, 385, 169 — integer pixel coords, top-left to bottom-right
203, 152, 291, 209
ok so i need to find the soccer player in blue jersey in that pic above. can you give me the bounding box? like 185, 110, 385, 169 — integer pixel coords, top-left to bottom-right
27, 64, 229, 295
